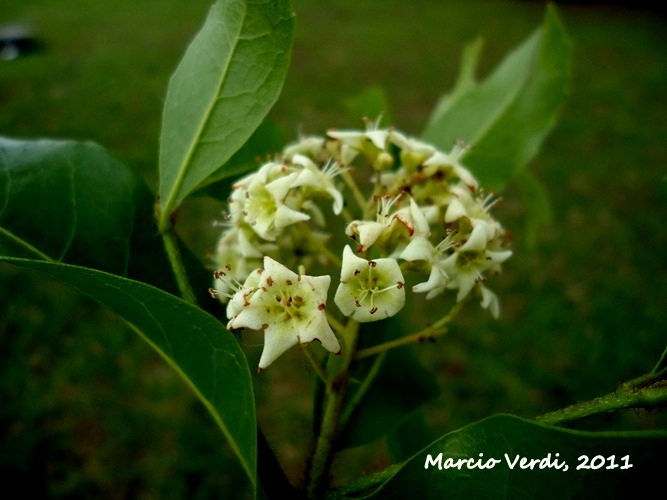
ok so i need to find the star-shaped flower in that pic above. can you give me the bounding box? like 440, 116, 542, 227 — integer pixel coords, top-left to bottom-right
334, 245, 405, 322
228, 257, 341, 371
291, 154, 347, 215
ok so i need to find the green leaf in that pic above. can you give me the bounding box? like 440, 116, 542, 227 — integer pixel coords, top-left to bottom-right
360, 415, 667, 499
0, 256, 257, 491
0, 137, 145, 276
198, 119, 286, 195
423, 5, 571, 190
0, 136, 184, 294
158, 0, 295, 228
514, 169, 552, 248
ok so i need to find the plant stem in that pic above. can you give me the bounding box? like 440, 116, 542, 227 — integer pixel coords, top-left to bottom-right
354, 301, 463, 360
308, 318, 360, 499
160, 223, 197, 305
535, 376, 667, 426
341, 170, 367, 217
302, 224, 342, 267
302, 344, 329, 386
651, 344, 667, 374
325, 463, 404, 500
339, 351, 386, 429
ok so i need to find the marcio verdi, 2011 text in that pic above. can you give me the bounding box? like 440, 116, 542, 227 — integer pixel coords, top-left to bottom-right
424, 453, 634, 472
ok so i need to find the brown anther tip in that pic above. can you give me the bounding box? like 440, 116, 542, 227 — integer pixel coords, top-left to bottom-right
369, 261, 377, 267
370, 306, 378, 314
336, 350, 342, 356
354, 269, 361, 276
397, 281, 404, 289
257, 368, 263, 374
286, 279, 293, 286
318, 303, 326, 310
208, 287, 218, 298
261, 323, 269, 330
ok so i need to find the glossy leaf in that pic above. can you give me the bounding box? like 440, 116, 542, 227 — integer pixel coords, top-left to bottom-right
0, 256, 257, 491
158, 0, 295, 227
423, 5, 571, 190
0, 137, 145, 275
361, 415, 667, 499
0, 136, 184, 293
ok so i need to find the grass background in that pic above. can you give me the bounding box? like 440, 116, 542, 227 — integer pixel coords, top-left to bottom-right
1, 0, 666, 497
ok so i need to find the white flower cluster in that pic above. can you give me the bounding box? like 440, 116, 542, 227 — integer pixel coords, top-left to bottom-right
212, 122, 511, 370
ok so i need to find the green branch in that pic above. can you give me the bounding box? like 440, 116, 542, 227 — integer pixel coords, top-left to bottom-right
535, 373, 667, 426
159, 218, 197, 305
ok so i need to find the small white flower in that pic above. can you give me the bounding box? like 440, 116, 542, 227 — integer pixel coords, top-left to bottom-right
422, 142, 478, 191
440, 225, 512, 302
334, 245, 405, 322
229, 257, 340, 371
327, 117, 392, 167
237, 162, 310, 241
400, 198, 457, 299
291, 154, 346, 215
445, 185, 504, 241
346, 194, 412, 252
479, 285, 500, 319
282, 136, 329, 164
389, 130, 436, 172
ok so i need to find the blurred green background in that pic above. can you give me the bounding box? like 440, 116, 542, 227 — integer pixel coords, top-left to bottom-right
1, 0, 666, 497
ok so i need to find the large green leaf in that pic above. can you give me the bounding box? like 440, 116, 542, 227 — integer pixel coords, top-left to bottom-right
158, 0, 295, 228
0, 256, 257, 491
0, 137, 146, 276
359, 415, 666, 499
0, 136, 183, 293
422, 5, 571, 190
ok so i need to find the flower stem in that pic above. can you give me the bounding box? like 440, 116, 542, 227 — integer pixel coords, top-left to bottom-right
302, 224, 342, 267
308, 318, 360, 499
160, 220, 197, 305
535, 373, 667, 426
302, 344, 329, 386
341, 170, 367, 217
339, 351, 386, 429
651, 344, 667, 375
354, 301, 463, 360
